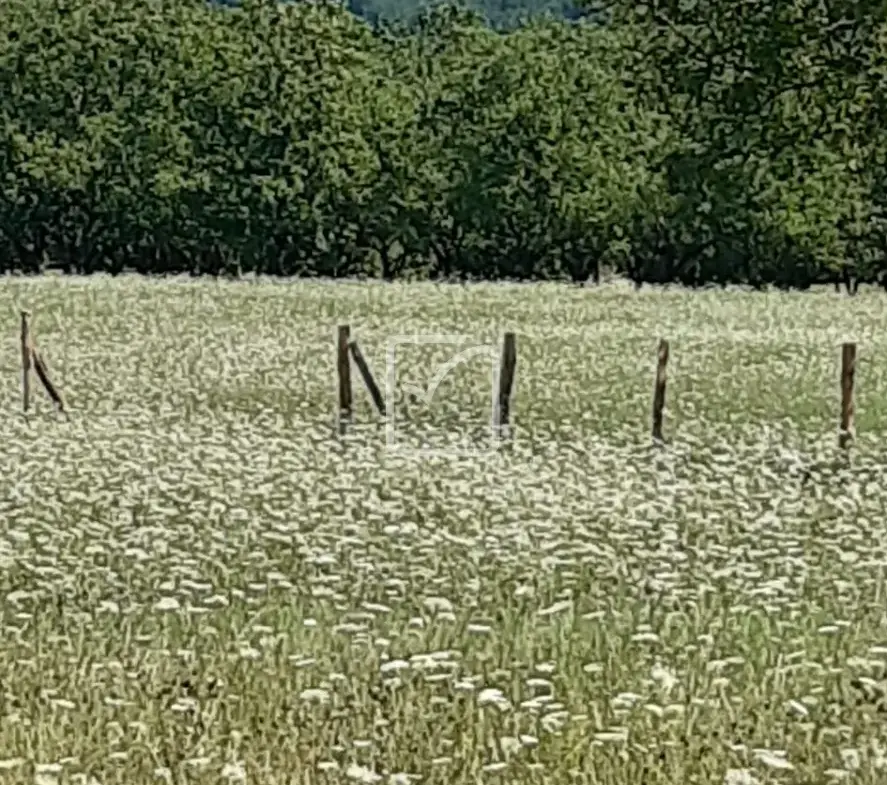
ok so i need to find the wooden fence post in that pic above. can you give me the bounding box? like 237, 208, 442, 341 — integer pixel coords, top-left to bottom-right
839, 342, 856, 449
20, 310, 31, 413
494, 332, 517, 440
337, 325, 352, 435
652, 338, 669, 442
349, 339, 386, 416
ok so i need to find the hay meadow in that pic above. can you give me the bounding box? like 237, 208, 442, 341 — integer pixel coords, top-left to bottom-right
4, 275, 887, 785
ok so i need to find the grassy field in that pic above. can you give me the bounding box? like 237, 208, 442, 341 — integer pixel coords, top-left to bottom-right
3, 275, 887, 785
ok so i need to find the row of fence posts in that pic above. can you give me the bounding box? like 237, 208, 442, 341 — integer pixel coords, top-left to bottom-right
335, 327, 859, 450
335, 325, 518, 440
12, 312, 859, 450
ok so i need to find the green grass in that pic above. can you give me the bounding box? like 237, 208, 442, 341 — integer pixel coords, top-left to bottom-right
2, 275, 887, 784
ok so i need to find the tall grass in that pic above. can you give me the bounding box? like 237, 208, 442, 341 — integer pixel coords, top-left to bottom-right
1, 276, 886, 784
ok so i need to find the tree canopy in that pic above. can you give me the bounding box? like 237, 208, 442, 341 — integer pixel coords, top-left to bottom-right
0, 0, 885, 289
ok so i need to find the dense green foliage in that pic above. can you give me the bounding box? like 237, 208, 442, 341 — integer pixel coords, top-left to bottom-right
1, 0, 886, 287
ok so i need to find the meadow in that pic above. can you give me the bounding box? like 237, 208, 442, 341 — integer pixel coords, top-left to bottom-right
3, 275, 887, 785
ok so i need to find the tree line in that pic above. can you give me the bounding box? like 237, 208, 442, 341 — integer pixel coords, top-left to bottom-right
0, 0, 885, 289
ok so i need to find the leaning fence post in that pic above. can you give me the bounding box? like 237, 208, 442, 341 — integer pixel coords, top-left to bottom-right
349, 339, 386, 416
32, 347, 67, 416
20, 310, 31, 413
839, 342, 856, 449
652, 338, 669, 442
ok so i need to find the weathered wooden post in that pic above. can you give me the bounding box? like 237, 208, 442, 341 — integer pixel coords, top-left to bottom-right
337, 325, 352, 435
839, 342, 856, 449
20, 310, 31, 413
652, 338, 669, 442
494, 332, 516, 440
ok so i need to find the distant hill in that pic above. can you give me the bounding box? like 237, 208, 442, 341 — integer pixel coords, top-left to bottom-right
212, 0, 588, 29
345, 0, 587, 28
